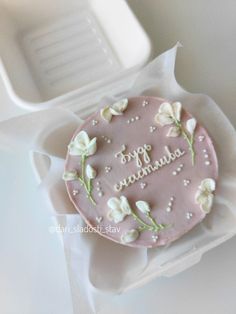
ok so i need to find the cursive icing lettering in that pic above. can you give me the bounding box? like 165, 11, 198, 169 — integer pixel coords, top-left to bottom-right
114, 146, 185, 191
115, 144, 152, 168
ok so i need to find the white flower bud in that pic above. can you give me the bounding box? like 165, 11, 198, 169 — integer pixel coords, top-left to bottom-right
86, 164, 97, 179
136, 201, 151, 214
121, 229, 139, 244
186, 118, 197, 135
63, 170, 78, 181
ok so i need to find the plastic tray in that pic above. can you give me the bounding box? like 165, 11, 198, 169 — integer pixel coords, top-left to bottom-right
0, 0, 151, 111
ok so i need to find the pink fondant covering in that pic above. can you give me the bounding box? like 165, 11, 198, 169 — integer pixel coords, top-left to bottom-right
64, 97, 218, 248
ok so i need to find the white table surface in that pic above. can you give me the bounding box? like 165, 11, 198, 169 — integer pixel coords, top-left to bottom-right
0, 1, 236, 314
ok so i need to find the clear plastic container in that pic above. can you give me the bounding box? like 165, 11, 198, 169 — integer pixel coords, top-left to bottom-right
0, 0, 152, 111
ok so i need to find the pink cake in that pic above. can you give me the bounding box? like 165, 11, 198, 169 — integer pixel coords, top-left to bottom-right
63, 97, 218, 248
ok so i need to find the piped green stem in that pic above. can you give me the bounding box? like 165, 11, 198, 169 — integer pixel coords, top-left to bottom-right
174, 118, 195, 165
130, 209, 167, 233
79, 155, 96, 206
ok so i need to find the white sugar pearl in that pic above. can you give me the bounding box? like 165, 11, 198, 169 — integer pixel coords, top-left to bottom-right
140, 182, 147, 189
149, 126, 156, 133
170, 197, 174, 201
127, 120, 130, 124
152, 235, 158, 242
98, 192, 103, 197
183, 180, 190, 186
105, 166, 112, 173
203, 149, 207, 153
166, 207, 172, 212
131, 118, 135, 122
135, 116, 140, 120
204, 154, 209, 158
96, 187, 101, 191
186, 212, 193, 219
107, 139, 111, 144
173, 171, 177, 176
92, 120, 98, 126
205, 161, 211, 166
177, 167, 181, 172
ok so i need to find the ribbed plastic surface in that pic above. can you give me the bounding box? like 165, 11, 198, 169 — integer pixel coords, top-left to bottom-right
22, 10, 120, 99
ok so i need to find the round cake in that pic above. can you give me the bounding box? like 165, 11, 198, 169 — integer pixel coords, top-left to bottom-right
63, 97, 218, 248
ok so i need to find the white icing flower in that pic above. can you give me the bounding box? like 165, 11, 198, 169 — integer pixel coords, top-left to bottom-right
195, 178, 216, 213
86, 164, 97, 179
100, 98, 128, 122
100, 106, 114, 122
136, 201, 151, 214
121, 229, 139, 244
68, 131, 97, 157
186, 118, 197, 135
107, 196, 131, 223
63, 170, 78, 181
166, 125, 181, 137
154, 102, 182, 126
111, 98, 128, 113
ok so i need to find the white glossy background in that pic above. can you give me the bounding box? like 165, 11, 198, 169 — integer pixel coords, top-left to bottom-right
0, 1, 235, 313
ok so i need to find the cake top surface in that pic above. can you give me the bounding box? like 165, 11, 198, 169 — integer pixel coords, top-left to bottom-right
64, 97, 218, 248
